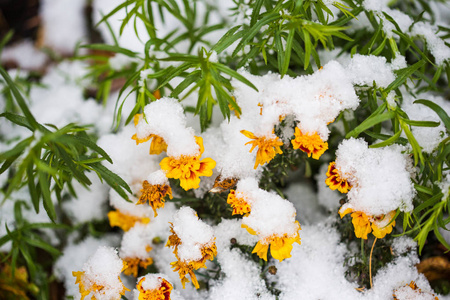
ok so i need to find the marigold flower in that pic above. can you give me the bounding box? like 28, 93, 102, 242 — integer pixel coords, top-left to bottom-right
108, 210, 150, 231
122, 245, 153, 277
291, 127, 328, 159
339, 206, 396, 239
166, 218, 217, 289
137, 180, 173, 217
160, 136, 216, 190
73, 261, 129, 300
136, 276, 173, 300
242, 221, 301, 262
131, 114, 168, 155
393, 281, 439, 300
227, 190, 251, 215
240, 130, 283, 169
325, 162, 352, 193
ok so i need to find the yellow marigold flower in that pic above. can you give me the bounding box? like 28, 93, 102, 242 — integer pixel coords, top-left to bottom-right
371, 211, 396, 239
291, 127, 328, 159
339, 207, 396, 239
108, 210, 150, 232
243, 221, 302, 262
160, 136, 216, 191
227, 190, 251, 215
72, 266, 129, 300
131, 114, 168, 155
240, 130, 283, 169
136, 276, 173, 300
137, 180, 173, 217
325, 162, 351, 193
166, 223, 217, 289
393, 281, 439, 300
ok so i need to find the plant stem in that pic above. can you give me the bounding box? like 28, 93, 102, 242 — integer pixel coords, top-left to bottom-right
369, 237, 378, 289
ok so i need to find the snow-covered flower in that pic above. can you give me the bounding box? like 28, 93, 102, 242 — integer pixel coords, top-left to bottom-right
339, 206, 396, 239
165, 207, 217, 289
137, 180, 173, 217
242, 221, 301, 262
72, 247, 130, 300
240, 129, 283, 169
134, 275, 173, 300
227, 190, 251, 215
108, 210, 150, 231
132, 114, 168, 155
325, 161, 352, 193
291, 127, 328, 159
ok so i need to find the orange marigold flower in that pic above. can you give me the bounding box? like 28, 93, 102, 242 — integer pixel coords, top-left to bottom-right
136, 276, 173, 300
131, 114, 168, 155
339, 206, 396, 239
325, 162, 351, 193
291, 127, 328, 159
242, 221, 302, 262
240, 130, 283, 169
160, 136, 216, 191
137, 180, 173, 217
108, 210, 150, 232
227, 190, 251, 215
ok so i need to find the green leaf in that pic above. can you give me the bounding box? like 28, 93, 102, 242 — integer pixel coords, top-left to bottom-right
302, 29, 312, 70
401, 121, 424, 166
434, 223, 450, 251
1, 112, 34, 131
232, 12, 280, 57
0, 67, 39, 130
281, 29, 295, 76
414, 99, 450, 131
89, 162, 132, 201
23, 236, 61, 257
211, 25, 244, 53
414, 184, 433, 195
369, 130, 402, 148
401, 119, 440, 127
346, 110, 396, 139
80, 43, 138, 57
171, 70, 202, 98
213, 63, 258, 91
38, 171, 56, 222
385, 60, 426, 93
27, 164, 40, 213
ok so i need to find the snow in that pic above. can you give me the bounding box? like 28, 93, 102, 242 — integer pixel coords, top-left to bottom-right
40, 0, 87, 53
1, 40, 47, 70
335, 138, 415, 215
170, 206, 215, 262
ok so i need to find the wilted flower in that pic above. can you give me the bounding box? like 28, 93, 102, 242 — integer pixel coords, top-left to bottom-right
137, 180, 173, 217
